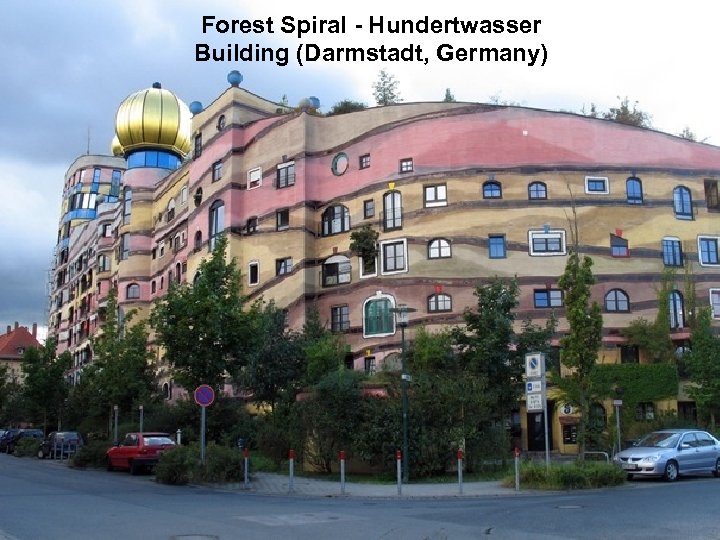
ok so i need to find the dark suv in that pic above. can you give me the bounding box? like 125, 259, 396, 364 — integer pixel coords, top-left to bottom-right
37, 431, 84, 459
1, 428, 44, 454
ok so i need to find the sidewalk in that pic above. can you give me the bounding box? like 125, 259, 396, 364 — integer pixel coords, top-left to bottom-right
212, 472, 525, 499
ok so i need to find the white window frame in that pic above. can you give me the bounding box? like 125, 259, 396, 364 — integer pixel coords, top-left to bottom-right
528, 229, 567, 256
698, 236, 720, 266
424, 184, 447, 208
247, 167, 262, 190
585, 176, 609, 194
710, 288, 720, 320
362, 291, 396, 338
380, 238, 409, 275
359, 255, 377, 279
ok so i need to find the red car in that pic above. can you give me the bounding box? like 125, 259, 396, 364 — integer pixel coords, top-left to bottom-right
106, 432, 176, 475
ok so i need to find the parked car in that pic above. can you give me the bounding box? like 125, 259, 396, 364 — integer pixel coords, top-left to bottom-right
613, 428, 720, 481
37, 431, 84, 459
1, 428, 44, 454
106, 432, 176, 475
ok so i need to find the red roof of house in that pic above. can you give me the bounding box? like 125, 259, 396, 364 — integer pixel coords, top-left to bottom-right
0, 326, 40, 360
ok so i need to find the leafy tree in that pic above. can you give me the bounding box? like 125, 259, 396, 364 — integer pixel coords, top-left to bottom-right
90, 288, 158, 415
151, 235, 250, 394
602, 96, 652, 128
453, 279, 524, 423
373, 69, 401, 105
556, 249, 604, 460
327, 99, 367, 116
685, 308, 720, 430
298, 367, 366, 472
21, 338, 70, 434
443, 88, 456, 102
238, 301, 305, 411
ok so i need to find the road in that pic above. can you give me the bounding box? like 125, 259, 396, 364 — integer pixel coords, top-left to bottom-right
2, 453, 720, 539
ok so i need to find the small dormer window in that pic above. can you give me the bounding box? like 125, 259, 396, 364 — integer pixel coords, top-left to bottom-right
17, 347, 25, 354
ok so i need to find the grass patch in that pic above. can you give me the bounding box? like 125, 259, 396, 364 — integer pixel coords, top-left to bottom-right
502, 462, 625, 490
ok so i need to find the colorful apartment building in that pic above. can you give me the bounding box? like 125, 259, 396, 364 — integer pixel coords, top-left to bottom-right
48, 72, 720, 452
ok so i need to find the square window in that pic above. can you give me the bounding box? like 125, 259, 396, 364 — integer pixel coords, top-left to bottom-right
424, 184, 447, 208
276, 209, 289, 231
277, 162, 295, 188
248, 167, 262, 189
529, 230, 566, 256
381, 239, 407, 274
620, 345, 639, 364
275, 257, 292, 276
534, 289, 563, 308
699, 237, 720, 265
363, 199, 375, 219
585, 176, 609, 194
246, 217, 257, 234
428, 238, 451, 259
331, 305, 350, 332
212, 160, 222, 182
399, 158, 413, 173
705, 179, 719, 211
488, 235, 506, 258
359, 256, 377, 278
359, 154, 371, 170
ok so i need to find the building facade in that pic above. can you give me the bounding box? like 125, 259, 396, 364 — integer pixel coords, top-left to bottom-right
48, 72, 720, 452
0, 322, 41, 384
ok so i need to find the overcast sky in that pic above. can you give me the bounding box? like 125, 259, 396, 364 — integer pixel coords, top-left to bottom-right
1, 0, 718, 336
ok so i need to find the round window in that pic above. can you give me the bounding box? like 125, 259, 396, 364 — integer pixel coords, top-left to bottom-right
331, 152, 349, 176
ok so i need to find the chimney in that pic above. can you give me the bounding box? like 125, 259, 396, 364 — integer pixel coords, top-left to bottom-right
14, 321, 19, 330
32, 323, 37, 338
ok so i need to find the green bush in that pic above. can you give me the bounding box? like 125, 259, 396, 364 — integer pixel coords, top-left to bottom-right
70, 440, 112, 469
14, 438, 41, 457
505, 462, 625, 490
155, 443, 246, 485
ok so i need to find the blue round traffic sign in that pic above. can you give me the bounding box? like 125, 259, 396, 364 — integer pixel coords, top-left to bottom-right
194, 384, 215, 407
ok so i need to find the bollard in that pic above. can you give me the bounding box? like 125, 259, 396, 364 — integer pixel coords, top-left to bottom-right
288, 449, 296, 493
176, 428, 182, 446
243, 448, 250, 489
340, 450, 346, 495
457, 448, 464, 495
396, 450, 402, 496
514, 447, 520, 491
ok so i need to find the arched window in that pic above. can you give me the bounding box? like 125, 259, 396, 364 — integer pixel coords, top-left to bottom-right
193, 271, 201, 284
321, 205, 350, 236
626, 177, 643, 204
428, 293, 452, 313
428, 238, 451, 259
162, 382, 172, 400
193, 187, 203, 208
669, 290, 685, 329
208, 200, 224, 251
383, 190, 402, 231
528, 181, 547, 200
126, 283, 140, 300
194, 231, 202, 251
363, 292, 395, 337
166, 199, 176, 222
604, 289, 629, 312
175, 262, 182, 283
673, 186, 693, 219
483, 181, 502, 199
322, 255, 351, 286
589, 402, 607, 432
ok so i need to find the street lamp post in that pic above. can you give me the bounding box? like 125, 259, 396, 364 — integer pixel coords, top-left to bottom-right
390, 303, 416, 483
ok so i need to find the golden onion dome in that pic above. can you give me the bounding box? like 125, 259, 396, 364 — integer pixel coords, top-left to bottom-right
114, 82, 192, 157
110, 135, 124, 157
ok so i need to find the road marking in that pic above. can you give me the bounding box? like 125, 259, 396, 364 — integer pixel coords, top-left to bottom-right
235, 512, 363, 527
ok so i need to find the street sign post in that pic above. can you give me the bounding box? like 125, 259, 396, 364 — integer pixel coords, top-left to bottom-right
194, 384, 215, 464
525, 352, 549, 469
